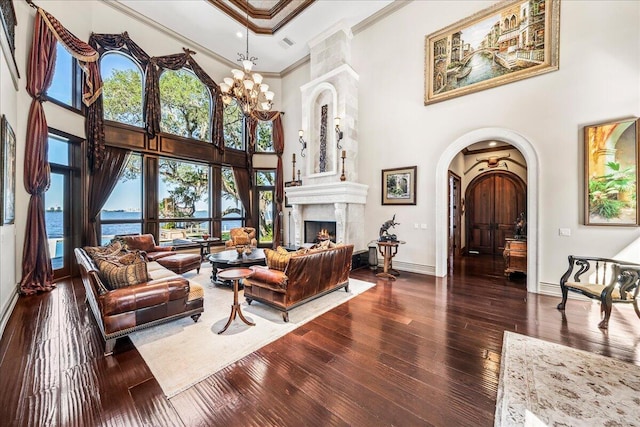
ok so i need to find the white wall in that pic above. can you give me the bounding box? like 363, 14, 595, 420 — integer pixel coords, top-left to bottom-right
283, 0, 640, 284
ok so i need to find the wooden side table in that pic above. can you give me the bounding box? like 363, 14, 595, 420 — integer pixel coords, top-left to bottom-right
216, 267, 255, 334
503, 238, 527, 278
376, 240, 405, 281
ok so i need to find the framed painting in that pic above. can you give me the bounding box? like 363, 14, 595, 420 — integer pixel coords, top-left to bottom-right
382, 166, 416, 206
424, 0, 560, 105
584, 117, 639, 226
1, 115, 16, 225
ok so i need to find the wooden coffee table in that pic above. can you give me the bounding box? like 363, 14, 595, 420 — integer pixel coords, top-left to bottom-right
216, 267, 255, 334
208, 248, 265, 286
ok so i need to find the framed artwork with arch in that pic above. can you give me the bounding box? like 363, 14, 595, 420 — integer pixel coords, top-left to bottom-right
424, 0, 560, 105
584, 117, 639, 226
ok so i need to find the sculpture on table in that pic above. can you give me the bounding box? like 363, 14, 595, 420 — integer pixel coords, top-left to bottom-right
379, 214, 400, 242
514, 212, 527, 239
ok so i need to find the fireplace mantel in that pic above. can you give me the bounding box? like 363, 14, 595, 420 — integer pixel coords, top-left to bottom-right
285, 182, 369, 249
285, 181, 368, 206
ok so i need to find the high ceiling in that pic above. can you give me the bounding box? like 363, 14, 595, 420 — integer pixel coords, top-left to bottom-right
113, 0, 397, 74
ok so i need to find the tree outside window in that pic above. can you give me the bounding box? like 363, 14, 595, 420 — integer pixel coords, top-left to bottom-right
223, 98, 243, 150
158, 158, 210, 242
221, 167, 243, 240
159, 69, 211, 141
255, 120, 274, 152
255, 170, 275, 244
101, 52, 144, 127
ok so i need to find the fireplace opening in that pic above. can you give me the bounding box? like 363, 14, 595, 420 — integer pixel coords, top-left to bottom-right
304, 221, 337, 243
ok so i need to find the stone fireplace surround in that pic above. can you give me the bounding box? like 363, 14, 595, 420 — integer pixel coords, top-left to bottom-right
286, 181, 368, 251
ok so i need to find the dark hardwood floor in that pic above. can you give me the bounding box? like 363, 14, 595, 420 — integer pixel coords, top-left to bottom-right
2, 254, 640, 426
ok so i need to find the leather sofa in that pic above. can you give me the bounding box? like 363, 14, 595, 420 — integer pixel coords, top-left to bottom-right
117, 233, 175, 261
75, 247, 204, 356
244, 244, 354, 322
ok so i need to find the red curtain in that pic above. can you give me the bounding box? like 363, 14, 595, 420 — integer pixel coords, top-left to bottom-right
21, 8, 100, 295
250, 111, 285, 247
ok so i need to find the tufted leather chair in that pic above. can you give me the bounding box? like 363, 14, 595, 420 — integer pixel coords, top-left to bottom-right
225, 227, 258, 248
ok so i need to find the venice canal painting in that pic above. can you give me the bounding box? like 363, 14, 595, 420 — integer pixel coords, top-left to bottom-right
425, 0, 559, 105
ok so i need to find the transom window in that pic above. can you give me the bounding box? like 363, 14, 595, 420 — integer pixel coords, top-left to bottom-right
255, 120, 274, 153
100, 52, 144, 127
223, 98, 244, 150
159, 68, 212, 141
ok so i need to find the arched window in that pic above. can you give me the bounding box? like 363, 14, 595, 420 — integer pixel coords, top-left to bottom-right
159, 68, 212, 141
223, 98, 244, 150
255, 121, 274, 153
100, 52, 144, 127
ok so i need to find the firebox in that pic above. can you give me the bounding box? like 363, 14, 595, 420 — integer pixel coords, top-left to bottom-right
304, 221, 337, 243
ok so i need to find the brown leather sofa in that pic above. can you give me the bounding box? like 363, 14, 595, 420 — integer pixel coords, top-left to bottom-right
117, 233, 175, 261
244, 244, 354, 322
75, 247, 204, 356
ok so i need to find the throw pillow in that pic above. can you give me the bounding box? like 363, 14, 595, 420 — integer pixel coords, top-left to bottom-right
234, 234, 250, 246
84, 240, 123, 259
276, 246, 289, 255
97, 258, 149, 290
114, 250, 146, 265
265, 248, 291, 272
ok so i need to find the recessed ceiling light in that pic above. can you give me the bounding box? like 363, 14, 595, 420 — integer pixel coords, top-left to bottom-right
488, 141, 497, 147
236, 31, 243, 38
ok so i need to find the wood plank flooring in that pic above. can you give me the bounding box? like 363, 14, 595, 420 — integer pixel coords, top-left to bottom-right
1, 254, 640, 426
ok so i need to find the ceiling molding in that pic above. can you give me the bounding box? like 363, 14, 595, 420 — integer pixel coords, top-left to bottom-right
207, 0, 316, 35
352, 0, 413, 35
280, 53, 310, 77
104, 0, 238, 70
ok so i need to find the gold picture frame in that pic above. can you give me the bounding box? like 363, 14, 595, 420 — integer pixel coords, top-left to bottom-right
382, 166, 417, 206
584, 117, 639, 226
1, 115, 16, 225
424, 0, 560, 105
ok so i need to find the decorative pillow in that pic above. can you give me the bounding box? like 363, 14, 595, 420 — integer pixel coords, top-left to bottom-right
84, 241, 123, 259
276, 246, 289, 255
110, 236, 130, 251
234, 235, 250, 246
97, 258, 149, 290
264, 248, 291, 272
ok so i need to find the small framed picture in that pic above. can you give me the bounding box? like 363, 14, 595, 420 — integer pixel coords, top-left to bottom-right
382, 166, 417, 205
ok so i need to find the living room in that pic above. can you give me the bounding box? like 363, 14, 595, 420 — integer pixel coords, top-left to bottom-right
1, 0, 640, 425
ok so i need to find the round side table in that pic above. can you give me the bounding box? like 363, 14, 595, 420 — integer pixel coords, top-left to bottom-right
216, 267, 255, 334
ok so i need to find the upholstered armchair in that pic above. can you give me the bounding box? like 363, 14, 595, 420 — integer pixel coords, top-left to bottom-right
225, 227, 258, 248
117, 234, 175, 261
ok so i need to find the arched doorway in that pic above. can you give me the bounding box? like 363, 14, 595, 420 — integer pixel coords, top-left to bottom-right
466, 171, 526, 255
435, 128, 539, 293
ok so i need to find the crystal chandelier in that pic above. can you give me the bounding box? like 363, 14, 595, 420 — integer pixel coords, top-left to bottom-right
219, 2, 274, 116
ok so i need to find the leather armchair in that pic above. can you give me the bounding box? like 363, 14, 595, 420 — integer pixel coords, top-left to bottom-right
118, 234, 175, 261
225, 227, 258, 248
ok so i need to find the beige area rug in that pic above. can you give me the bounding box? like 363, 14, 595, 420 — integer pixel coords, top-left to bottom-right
129, 263, 375, 398
495, 331, 640, 426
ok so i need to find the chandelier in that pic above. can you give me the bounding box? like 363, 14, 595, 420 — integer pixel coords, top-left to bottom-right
219, 2, 274, 116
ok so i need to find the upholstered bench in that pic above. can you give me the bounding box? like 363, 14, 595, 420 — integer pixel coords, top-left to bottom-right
157, 253, 202, 274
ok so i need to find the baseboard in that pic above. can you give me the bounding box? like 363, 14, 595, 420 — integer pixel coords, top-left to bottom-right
392, 261, 436, 276
538, 281, 591, 301
0, 288, 19, 339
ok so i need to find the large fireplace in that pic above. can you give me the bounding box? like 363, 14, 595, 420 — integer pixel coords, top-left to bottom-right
304, 221, 337, 244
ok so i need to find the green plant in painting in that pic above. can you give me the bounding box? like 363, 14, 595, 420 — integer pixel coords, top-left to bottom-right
589, 162, 636, 219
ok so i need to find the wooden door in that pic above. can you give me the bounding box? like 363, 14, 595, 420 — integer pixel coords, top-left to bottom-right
466, 171, 526, 255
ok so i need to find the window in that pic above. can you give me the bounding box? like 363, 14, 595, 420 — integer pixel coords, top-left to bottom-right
100, 153, 143, 244
255, 120, 274, 153
159, 68, 211, 141
101, 52, 144, 127
220, 166, 244, 241
47, 43, 82, 109
254, 170, 275, 245
158, 158, 210, 245
223, 98, 244, 150
46, 131, 82, 279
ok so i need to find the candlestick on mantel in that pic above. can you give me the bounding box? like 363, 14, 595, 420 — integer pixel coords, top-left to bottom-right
341, 150, 346, 159
297, 169, 301, 182
340, 150, 346, 181
292, 154, 296, 181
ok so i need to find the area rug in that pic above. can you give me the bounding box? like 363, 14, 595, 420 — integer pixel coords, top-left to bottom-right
129, 264, 375, 398
495, 331, 640, 426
